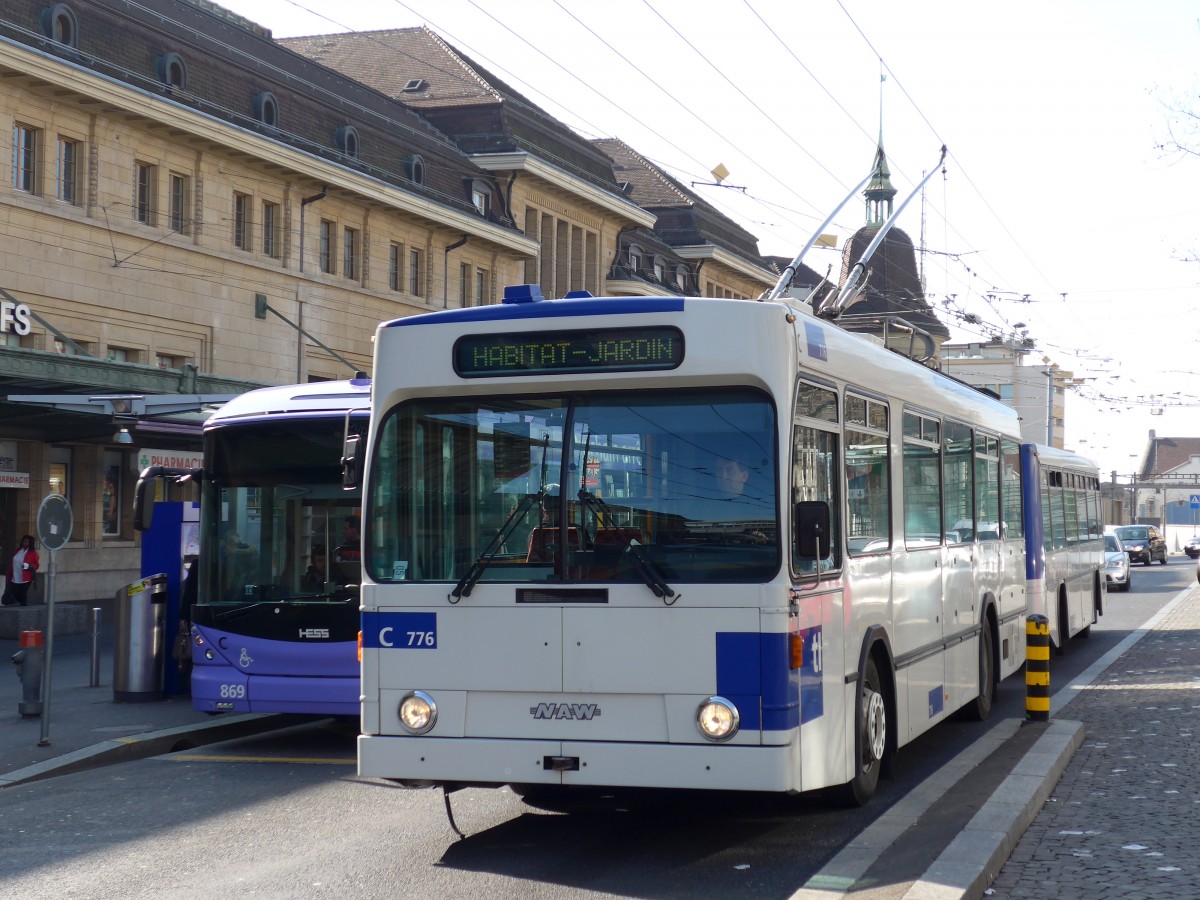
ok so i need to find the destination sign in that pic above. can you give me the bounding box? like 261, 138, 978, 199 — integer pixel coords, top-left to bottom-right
454, 326, 684, 377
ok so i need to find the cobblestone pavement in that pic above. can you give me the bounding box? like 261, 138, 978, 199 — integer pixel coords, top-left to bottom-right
988, 588, 1200, 899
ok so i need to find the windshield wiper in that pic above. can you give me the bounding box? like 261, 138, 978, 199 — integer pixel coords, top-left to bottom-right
451, 434, 549, 601
576, 431, 677, 604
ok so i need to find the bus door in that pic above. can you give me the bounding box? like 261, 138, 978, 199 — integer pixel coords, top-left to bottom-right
897, 411, 945, 741
941, 422, 976, 711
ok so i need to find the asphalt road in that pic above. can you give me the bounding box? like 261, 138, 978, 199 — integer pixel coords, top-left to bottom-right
0, 559, 1189, 899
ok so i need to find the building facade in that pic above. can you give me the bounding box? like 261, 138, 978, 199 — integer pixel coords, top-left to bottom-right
1, 0, 535, 600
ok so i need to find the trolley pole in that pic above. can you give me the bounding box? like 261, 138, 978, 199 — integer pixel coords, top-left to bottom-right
1025, 614, 1050, 722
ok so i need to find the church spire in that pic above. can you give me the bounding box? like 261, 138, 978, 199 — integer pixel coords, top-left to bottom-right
865, 69, 895, 226
864, 130, 895, 226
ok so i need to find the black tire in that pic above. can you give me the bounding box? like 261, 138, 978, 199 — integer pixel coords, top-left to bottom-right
966, 623, 995, 721
839, 655, 887, 807
1159, 552, 1168, 565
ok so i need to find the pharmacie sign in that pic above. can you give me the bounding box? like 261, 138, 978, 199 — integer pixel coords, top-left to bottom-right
137, 448, 204, 471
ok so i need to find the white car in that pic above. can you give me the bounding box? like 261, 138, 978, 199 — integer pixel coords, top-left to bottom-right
1104, 532, 1131, 592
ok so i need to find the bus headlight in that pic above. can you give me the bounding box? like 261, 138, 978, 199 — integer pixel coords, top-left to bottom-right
696, 696, 739, 742
398, 691, 437, 734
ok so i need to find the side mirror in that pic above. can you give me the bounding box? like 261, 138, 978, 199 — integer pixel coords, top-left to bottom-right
133, 466, 202, 531
341, 433, 362, 491
795, 500, 831, 561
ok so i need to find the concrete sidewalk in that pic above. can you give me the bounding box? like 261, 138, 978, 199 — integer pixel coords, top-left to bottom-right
0, 619, 291, 788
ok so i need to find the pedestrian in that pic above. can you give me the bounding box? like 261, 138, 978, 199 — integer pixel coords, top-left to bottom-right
2, 535, 40, 607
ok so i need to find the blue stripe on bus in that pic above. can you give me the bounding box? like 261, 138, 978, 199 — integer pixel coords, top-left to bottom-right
1020, 443, 1045, 581
716, 632, 803, 732
382, 296, 687, 328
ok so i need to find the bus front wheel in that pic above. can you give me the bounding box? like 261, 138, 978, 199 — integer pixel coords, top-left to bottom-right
841, 655, 887, 806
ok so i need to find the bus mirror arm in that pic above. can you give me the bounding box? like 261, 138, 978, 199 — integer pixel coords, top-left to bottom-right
133, 465, 203, 531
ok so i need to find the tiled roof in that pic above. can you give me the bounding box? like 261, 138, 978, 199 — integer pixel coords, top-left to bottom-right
1146, 437, 1200, 476
593, 138, 762, 259
280, 27, 499, 108
281, 27, 621, 191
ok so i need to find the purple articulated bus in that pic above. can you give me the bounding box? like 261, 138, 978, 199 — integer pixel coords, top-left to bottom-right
140, 378, 369, 716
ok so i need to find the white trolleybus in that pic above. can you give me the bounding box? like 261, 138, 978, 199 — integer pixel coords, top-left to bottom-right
352, 283, 1033, 807
1020, 443, 1105, 649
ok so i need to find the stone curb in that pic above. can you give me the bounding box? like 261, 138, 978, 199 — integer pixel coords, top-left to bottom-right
0, 713, 298, 788
902, 718, 1084, 900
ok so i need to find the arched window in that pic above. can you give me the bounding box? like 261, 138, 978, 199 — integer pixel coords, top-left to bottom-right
335, 125, 360, 159
156, 52, 188, 91
404, 155, 425, 186
41, 4, 79, 48
252, 92, 279, 128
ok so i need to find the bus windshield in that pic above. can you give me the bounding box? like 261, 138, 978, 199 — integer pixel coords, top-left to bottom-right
199, 417, 363, 606
367, 387, 778, 586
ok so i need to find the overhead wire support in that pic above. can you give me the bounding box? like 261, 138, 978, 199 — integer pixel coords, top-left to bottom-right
690, 181, 747, 192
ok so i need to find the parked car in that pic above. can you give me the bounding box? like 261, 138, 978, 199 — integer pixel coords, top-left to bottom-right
1104, 532, 1131, 592
1111, 524, 1168, 565
1184, 535, 1200, 559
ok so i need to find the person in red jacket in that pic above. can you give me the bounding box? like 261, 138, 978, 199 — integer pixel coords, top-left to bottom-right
2, 535, 40, 607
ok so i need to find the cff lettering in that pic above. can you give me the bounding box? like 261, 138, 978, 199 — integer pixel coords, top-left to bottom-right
0, 301, 32, 336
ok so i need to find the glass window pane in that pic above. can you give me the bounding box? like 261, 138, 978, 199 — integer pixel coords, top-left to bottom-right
792, 424, 839, 571
904, 440, 941, 546
942, 421, 972, 542
368, 389, 778, 585
846, 428, 890, 554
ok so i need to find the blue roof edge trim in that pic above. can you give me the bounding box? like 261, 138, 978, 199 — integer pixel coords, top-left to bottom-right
383, 296, 687, 327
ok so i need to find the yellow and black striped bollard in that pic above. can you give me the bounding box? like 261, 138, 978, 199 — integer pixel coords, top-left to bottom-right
1026, 614, 1050, 722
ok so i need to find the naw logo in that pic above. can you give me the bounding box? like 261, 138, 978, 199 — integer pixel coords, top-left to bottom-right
530, 702, 601, 721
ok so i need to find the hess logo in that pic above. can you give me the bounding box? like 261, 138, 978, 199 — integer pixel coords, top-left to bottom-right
299, 628, 330, 639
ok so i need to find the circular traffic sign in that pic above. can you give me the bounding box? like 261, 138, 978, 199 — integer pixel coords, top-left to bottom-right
37, 493, 73, 552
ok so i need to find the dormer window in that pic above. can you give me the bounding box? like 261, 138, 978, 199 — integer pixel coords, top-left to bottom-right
404, 155, 425, 186
653, 257, 666, 283
156, 52, 188, 91
252, 92, 279, 128
627, 244, 643, 273
335, 125, 360, 160
675, 264, 691, 291
470, 180, 489, 216
41, 4, 79, 48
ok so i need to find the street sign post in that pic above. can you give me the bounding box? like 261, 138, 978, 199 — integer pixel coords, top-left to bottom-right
35, 493, 73, 747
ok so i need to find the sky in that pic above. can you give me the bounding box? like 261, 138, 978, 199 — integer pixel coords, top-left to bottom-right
211, 0, 1200, 480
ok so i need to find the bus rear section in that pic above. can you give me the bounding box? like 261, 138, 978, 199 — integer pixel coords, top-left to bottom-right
1021, 443, 1105, 649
